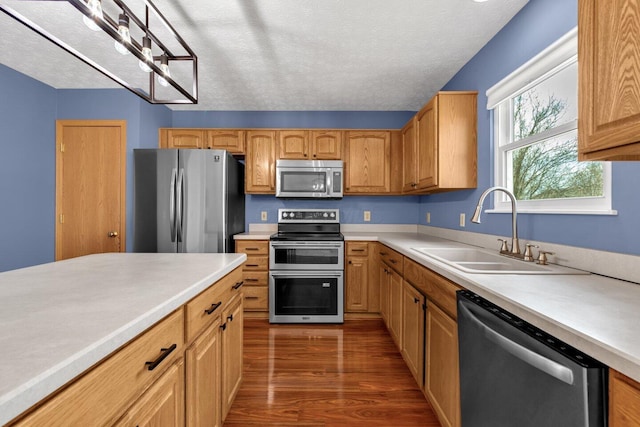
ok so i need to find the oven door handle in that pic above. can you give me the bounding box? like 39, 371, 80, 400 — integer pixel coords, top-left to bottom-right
270, 242, 344, 248
270, 271, 343, 278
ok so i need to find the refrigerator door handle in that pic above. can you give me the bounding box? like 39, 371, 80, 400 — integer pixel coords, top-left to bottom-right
176, 168, 185, 243
169, 168, 178, 242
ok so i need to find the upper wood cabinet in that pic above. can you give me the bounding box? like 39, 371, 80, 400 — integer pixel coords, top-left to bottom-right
277, 130, 342, 160
245, 130, 276, 194
404, 92, 477, 194
206, 130, 245, 154
344, 131, 391, 194
160, 129, 205, 149
578, 0, 640, 160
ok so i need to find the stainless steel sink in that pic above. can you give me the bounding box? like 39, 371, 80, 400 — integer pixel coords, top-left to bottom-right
410, 247, 582, 275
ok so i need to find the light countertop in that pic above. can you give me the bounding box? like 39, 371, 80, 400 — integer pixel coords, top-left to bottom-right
0, 252, 246, 426
235, 230, 640, 383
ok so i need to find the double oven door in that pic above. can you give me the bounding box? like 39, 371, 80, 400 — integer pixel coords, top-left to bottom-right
269, 240, 344, 323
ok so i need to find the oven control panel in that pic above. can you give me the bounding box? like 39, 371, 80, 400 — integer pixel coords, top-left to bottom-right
278, 208, 339, 223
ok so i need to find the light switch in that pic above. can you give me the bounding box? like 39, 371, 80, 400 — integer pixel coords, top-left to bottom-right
364, 211, 371, 222
261, 211, 268, 221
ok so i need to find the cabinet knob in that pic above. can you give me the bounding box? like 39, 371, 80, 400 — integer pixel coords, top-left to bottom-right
108, 231, 119, 238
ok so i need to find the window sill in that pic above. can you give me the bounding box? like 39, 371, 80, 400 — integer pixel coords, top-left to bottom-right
484, 208, 618, 216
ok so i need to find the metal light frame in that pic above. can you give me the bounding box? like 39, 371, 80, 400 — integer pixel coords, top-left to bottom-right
0, 0, 198, 104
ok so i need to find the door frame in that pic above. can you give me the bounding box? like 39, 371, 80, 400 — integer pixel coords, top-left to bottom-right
55, 120, 127, 260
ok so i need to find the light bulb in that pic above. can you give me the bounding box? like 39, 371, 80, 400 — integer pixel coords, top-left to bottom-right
157, 55, 171, 87
114, 14, 131, 55
82, 0, 103, 31
138, 36, 153, 73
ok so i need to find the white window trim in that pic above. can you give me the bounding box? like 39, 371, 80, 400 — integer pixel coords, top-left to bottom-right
486, 27, 616, 216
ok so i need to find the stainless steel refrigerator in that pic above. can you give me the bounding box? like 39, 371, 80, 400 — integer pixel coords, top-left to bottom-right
133, 149, 245, 253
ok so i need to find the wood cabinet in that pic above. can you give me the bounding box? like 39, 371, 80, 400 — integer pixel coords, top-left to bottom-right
245, 131, 276, 193
115, 358, 185, 427
186, 320, 222, 427
377, 244, 404, 348
404, 91, 477, 193
278, 130, 343, 160
235, 240, 269, 315
10, 267, 245, 427
401, 280, 425, 388
221, 294, 244, 420
345, 241, 378, 313
578, 0, 640, 160
609, 369, 640, 426
426, 302, 460, 427
344, 131, 391, 194
160, 129, 205, 148
206, 130, 245, 154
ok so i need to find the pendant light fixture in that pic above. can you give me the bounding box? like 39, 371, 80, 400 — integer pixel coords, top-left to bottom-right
157, 54, 171, 87
0, 0, 198, 105
114, 13, 131, 55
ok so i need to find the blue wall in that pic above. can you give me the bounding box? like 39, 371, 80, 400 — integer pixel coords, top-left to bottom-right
0, 64, 57, 272
423, 0, 640, 256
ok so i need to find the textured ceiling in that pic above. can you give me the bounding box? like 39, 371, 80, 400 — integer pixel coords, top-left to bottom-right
0, 0, 529, 111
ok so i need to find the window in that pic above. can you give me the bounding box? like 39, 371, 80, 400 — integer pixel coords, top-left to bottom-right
486, 28, 614, 215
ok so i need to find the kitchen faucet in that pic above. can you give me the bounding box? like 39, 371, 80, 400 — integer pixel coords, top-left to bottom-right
471, 186, 522, 257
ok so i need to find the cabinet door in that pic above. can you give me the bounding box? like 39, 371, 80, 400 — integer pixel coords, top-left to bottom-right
186, 321, 222, 427
579, 0, 640, 160
345, 255, 369, 312
166, 129, 205, 149
115, 359, 185, 427
344, 131, 391, 193
388, 268, 403, 349
206, 130, 245, 154
401, 281, 425, 388
245, 131, 276, 193
426, 302, 460, 427
221, 295, 244, 421
610, 369, 640, 426
311, 130, 342, 159
416, 98, 438, 189
278, 130, 309, 159
379, 262, 390, 325
402, 118, 418, 192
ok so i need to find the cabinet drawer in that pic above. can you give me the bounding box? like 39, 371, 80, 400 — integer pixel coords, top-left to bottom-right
12, 310, 184, 427
236, 240, 269, 255
378, 244, 404, 274
243, 286, 268, 311
404, 258, 461, 319
346, 241, 369, 256
242, 271, 268, 287
242, 256, 268, 271
185, 267, 243, 342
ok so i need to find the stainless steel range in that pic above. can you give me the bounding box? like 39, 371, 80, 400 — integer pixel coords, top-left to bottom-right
269, 208, 344, 324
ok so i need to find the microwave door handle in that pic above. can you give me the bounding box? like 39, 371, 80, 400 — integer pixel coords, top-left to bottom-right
326, 172, 331, 195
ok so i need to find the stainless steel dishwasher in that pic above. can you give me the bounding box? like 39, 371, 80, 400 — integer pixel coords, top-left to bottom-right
457, 290, 607, 427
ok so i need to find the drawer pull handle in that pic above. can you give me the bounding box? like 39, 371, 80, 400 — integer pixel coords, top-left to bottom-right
245, 296, 260, 300
390, 260, 397, 264
379, 252, 388, 256
351, 249, 365, 252
232, 281, 244, 290
220, 323, 227, 331
228, 314, 234, 322
245, 278, 259, 282
414, 297, 420, 304
246, 264, 259, 267
245, 247, 260, 251
204, 301, 222, 315
145, 344, 177, 371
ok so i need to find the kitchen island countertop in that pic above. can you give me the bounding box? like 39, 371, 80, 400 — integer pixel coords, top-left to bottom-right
0, 252, 246, 426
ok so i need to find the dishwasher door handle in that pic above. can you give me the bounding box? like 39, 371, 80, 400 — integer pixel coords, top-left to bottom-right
460, 302, 574, 385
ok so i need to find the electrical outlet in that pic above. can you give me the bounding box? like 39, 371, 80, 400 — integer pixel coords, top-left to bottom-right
426, 212, 431, 224
261, 211, 267, 221
364, 211, 371, 222
459, 213, 466, 227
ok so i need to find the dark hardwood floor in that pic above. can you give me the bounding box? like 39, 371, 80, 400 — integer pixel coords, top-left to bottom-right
223, 318, 441, 426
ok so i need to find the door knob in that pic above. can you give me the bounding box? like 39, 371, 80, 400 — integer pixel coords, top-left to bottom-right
108, 231, 119, 238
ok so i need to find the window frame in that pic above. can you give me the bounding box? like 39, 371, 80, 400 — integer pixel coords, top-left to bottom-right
486, 27, 615, 216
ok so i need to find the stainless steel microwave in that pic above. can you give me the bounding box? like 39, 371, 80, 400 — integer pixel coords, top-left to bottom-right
275, 159, 343, 198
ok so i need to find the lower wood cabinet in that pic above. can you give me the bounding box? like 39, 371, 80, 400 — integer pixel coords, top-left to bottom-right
235, 240, 269, 316
115, 358, 185, 427
186, 319, 222, 427
401, 280, 425, 388
221, 294, 244, 420
610, 369, 640, 426
345, 241, 379, 314
425, 301, 460, 427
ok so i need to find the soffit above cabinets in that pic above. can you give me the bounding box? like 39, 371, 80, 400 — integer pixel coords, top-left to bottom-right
0, 0, 529, 111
